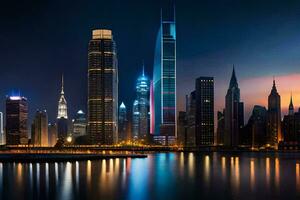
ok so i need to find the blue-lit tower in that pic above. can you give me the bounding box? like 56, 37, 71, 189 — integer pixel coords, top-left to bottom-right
132, 100, 139, 139
136, 66, 150, 139
152, 7, 176, 144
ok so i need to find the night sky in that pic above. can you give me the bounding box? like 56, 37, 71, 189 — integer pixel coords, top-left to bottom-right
1, 0, 300, 125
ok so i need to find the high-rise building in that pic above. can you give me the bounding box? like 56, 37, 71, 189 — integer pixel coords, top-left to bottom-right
6, 96, 28, 145
48, 123, 58, 147
267, 79, 282, 148
135, 67, 150, 139
152, 8, 176, 144
243, 105, 267, 148
216, 110, 225, 145
282, 95, 299, 143
0, 112, 4, 145
32, 110, 48, 146
88, 29, 118, 145
57, 75, 68, 140
224, 67, 244, 147
132, 100, 139, 139
195, 77, 214, 146
177, 111, 187, 146
118, 102, 127, 142
72, 110, 87, 138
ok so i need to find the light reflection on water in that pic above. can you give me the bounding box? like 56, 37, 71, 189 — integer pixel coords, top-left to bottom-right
0, 152, 300, 199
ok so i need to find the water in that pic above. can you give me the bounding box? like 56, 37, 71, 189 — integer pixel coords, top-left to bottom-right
0, 152, 300, 200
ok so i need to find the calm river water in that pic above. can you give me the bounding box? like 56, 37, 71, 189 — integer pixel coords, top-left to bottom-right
0, 152, 300, 200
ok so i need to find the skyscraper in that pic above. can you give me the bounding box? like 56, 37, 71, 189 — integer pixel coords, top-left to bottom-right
88, 29, 118, 145
153, 8, 176, 144
57, 75, 68, 140
136, 67, 150, 139
224, 67, 244, 147
6, 96, 28, 145
267, 79, 282, 148
216, 110, 225, 145
32, 110, 48, 146
118, 102, 127, 142
132, 100, 139, 139
195, 77, 214, 146
48, 123, 58, 147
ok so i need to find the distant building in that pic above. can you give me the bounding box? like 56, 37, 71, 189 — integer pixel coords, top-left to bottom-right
216, 110, 225, 145
242, 105, 267, 148
282, 95, 300, 144
267, 79, 282, 148
6, 96, 28, 145
48, 123, 58, 147
88, 29, 118, 145
57, 75, 68, 139
195, 77, 214, 146
72, 110, 87, 138
132, 100, 139, 139
32, 110, 48, 146
153, 8, 176, 144
224, 67, 244, 147
177, 111, 187, 146
0, 112, 4, 145
118, 102, 128, 142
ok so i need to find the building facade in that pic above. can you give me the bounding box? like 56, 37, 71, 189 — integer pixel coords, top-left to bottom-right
0, 112, 4, 145
216, 110, 225, 145
88, 29, 118, 145
132, 100, 139, 140
224, 68, 244, 147
152, 9, 176, 144
32, 110, 48, 146
267, 79, 282, 148
6, 96, 28, 145
118, 102, 127, 142
48, 123, 58, 147
72, 110, 87, 138
195, 77, 214, 146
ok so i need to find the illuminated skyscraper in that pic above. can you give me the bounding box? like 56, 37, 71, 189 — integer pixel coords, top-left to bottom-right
132, 100, 139, 139
224, 67, 244, 147
195, 77, 214, 146
118, 102, 127, 142
88, 29, 118, 145
57, 75, 68, 140
32, 110, 48, 146
267, 79, 282, 148
153, 8, 176, 144
136, 67, 150, 139
0, 112, 4, 145
48, 123, 58, 147
6, 96, 28, 145
57, 75, 68, 119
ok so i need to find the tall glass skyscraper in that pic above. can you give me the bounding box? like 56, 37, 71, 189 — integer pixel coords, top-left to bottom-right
132, 100, 139, 139
32, 110, 48, 146
152, 8, 176, 144
118, 102, 127, 142
88, 29, 118, 145
6, 96, 28, 145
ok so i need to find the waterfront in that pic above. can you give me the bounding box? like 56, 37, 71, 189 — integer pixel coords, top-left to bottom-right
0, 152, 300, 200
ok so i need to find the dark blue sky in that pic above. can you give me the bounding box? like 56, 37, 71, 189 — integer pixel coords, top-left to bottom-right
1, 0, 300, 123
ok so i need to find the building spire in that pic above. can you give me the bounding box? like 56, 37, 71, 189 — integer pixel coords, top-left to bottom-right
61, 74, 64, 95
271, 76, 278, 94
229, 64, 238, 89
142, 61, 145, 76
289, 92, 294, 115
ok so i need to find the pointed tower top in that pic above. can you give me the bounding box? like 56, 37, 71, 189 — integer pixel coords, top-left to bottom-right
271, 76, 278, 94
120, 102, 126, 109
61, 74, 64, 95
289, 92, 294, 114
229, 65, 238, 89
142, 61, 145, 76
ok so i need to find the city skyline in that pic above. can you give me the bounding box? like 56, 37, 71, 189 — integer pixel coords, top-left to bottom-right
0, 0, 300, 124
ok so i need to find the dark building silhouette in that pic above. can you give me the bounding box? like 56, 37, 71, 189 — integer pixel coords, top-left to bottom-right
177, 111, 187, 146
195, 77, 214, 146
282, 95, 300, 144
88, 29, 118, 145
216, 110, 225, 145
6, 96, 28, 145
48, 123, 58, 147
267, 79, 282, 148
224, 67, 244, 147
241, 105, 267, 148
